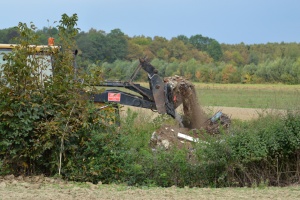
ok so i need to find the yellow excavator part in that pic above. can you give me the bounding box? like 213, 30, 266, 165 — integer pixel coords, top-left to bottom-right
0, 44, 60, 53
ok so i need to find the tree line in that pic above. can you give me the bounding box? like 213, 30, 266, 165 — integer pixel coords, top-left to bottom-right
1, 26, 300, 84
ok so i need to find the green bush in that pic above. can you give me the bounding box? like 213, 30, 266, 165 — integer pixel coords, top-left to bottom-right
193, 112, 300, 187
61, 123, 126, 183
0, 14, 103, 177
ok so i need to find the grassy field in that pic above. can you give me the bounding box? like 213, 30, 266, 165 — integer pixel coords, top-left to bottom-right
195, 83, 300, 109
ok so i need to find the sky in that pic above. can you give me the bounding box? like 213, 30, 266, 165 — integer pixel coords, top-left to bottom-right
1, 0, 300, 44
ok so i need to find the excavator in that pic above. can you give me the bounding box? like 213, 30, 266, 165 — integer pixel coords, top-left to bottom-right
92, 58, 199, 128
92, 58, 231, 131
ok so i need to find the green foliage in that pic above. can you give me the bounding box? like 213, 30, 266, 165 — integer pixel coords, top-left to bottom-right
0, 14, 103, 177
0, 27, 19, 43
189, 34, 223, 61
97, 54, 300, 84
193, 112, 300, 187
61, 122, 125, 183
101, 60, 140, 80
76, 28, 128, 63
0, 22, 59, 174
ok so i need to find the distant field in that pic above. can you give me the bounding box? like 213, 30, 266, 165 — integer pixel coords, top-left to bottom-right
193, 83, 300, 110
130, 82, 300, 109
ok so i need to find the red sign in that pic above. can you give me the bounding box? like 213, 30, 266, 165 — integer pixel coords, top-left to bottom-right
108, 92, 121, 102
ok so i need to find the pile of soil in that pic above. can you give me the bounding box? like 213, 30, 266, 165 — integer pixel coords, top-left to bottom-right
150, 125, 196, 150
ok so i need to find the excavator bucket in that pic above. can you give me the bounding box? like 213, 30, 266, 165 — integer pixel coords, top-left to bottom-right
149, 73, 167, 114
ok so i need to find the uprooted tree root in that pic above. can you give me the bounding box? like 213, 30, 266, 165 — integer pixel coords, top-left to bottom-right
151, 76, 231, 150
165, 75, 231, 132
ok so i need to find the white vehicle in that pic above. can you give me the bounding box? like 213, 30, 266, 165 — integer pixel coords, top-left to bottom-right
0, 42, 60, 82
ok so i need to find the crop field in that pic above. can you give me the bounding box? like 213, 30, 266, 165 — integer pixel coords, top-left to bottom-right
196, 83, 300, 110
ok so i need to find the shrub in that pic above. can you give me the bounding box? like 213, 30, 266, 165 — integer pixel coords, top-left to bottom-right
194, 112, 300, 187
0, 14, 103, 177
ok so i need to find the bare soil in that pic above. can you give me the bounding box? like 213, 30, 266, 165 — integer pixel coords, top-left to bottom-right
204, 106, 287, 121
0, 175, 299, 200
122, 106, 286, 121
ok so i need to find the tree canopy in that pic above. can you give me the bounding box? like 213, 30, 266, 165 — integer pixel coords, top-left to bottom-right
1, 26, 300, 84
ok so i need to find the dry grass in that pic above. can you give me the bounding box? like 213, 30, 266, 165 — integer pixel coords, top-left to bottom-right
1, 182, 299, 200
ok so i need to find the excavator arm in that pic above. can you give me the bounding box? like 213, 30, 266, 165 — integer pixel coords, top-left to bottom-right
92, 58, 180, 123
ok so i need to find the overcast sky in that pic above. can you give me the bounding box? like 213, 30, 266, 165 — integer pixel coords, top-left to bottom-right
1, 0, 299, 44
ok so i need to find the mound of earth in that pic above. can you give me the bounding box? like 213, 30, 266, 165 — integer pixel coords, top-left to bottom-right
150, 125, 196, 150
150, 111, 230, 151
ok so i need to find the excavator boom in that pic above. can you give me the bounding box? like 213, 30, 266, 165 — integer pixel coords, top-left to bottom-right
93, 58, 181, 123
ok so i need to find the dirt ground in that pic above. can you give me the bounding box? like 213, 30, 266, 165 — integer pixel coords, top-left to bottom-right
0, 175, 299, 200
204, 106, 286, 121
121, 105, 286, 121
